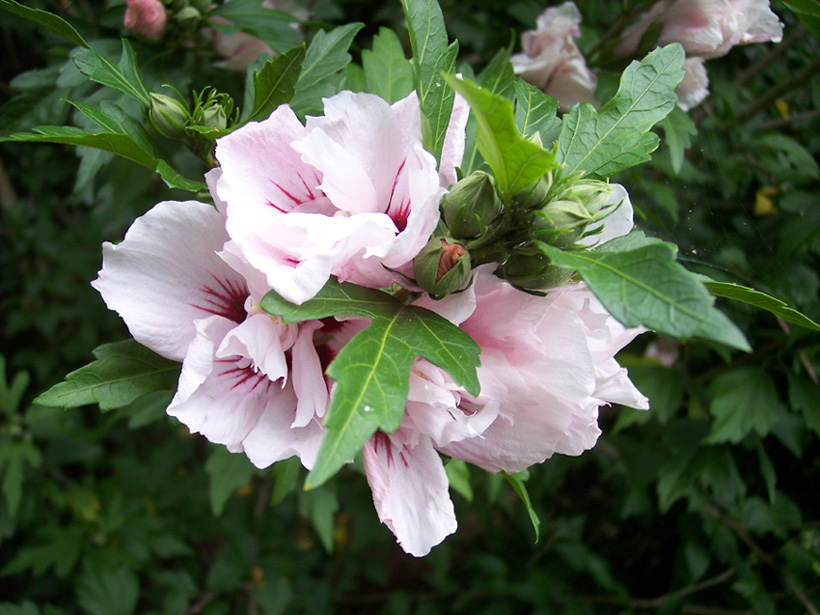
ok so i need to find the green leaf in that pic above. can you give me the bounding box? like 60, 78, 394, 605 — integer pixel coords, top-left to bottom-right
787, 373, 820, 438
34, 340, 180, 410
362, 27, 415, 104
0, 356, 29, 416
704, 281, 820, 332
0, 0, 90, 49
0, 440, 42, 517
502, 470, 540, 542
401, 0, 458, 163
155, 160, 208, 192
209, 0, 302, 54
298, 484, 339, 553
538, 236, 750, 350
271, 457, 302, 505
445, 75, 557, 201
659, 106, 696, 175
444, 459, 473, 502
67, 100, 163, 159
556, 44, 685, 178
76, 560, 139, 615
706, 368, 786, 443
1, 126, 158, 169
242, 45, 305, 123
781, 0, 820, 39
290, 24, 364, 116
513, 78, 559, 143
205, 447, 256, 516
72, 41, 151, 107
260, 278, 481, 489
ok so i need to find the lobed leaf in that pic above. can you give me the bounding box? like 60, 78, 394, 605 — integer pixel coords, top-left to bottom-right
34, 340, 180, 410
241, 45, 305, 123
513, 78, 559, 144
445, 75, 558, 201
290, 23, 364, 116
556, 44, 685, 178
538, 236, 751, 351
261, 278, 481, 488
362, 27, 415, 104
72, 41, 151, 107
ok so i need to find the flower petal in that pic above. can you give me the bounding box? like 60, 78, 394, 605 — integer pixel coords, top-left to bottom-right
363, 431, 457, 557
92, 200, 246, 361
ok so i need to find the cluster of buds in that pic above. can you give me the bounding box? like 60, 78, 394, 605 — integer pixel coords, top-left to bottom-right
149, 86, 236, 165
413, 168, 624, 296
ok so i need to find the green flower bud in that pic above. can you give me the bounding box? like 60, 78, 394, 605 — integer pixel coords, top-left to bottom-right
201, 104, 228, 130
514, 173, 553, 210
564, 180, 613, 216
414, 237, 471, 296
532, 198, 594, 248
175, 5, 201, 28
499, 251, 574, 290
149, 92, 190, 139
441, 171, 502, 239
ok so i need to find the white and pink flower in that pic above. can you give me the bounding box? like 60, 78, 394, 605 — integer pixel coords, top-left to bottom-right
214, 90, 467, 305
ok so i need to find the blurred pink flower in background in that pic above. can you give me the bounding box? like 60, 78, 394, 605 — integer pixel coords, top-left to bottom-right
124, 0, 167, 38
616, 0, 783, 110
511, 1, 598, 111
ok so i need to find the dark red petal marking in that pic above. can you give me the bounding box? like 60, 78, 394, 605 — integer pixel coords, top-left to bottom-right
373, 431, 395, 468
386, 159, 409, 232
266, 199, 286, 213
219, 363, 273, 393
190, 273, 248, 324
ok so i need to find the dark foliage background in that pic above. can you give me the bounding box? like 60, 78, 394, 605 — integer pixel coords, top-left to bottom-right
1, 1, 819, 614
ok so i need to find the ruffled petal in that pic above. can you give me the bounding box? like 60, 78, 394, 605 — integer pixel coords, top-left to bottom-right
363, 431, 457, 557
92, 200, 246, 361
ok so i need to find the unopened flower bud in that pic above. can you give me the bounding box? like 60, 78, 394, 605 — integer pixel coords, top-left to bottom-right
499, 251, 574, 290
442, 171, 502, 239
514, 173, 553, 210
565, 180, 613, 216
124, 0, 167, 39
149, 92, 189, 139
175, 5, 201, 28
414, 237, 471, 296
201, 104, 228, 130
532, 198, 593, 248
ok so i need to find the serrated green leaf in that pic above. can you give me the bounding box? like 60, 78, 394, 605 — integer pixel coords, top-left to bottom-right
513, 77, 559, 143
538, 237, 750, 350
502, 470, 540, 542
34, 340, 180, 410
290, 24, 363, 117
67, 100, 163, 159
445, 75, 557, 201
556, 44, 685, 178
787, 373, 820, 438
76, 560, 139, 615
362, 27, 414, 104
401, 0, 457, 163
72, 41, 151, 106
260, 278, 481, 489
706, 368, 786, 443
1, 126, 158, 169
242, 45, 304, 123
0, 0, 90, 49
205, 447, 256, 516
660, 106, 696, 175
704, 281, 820, 332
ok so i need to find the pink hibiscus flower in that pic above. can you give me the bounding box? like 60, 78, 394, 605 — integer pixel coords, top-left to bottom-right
214, 90, 468, 305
